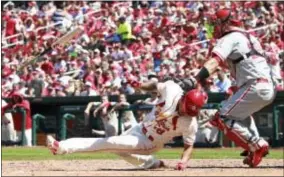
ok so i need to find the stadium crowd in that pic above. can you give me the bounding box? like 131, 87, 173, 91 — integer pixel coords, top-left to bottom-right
2, 1, 284, 98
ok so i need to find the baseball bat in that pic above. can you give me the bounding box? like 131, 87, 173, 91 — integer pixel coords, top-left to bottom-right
18, 26, 84, 72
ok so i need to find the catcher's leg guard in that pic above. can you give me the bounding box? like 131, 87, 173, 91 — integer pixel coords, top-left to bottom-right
209, 112, 226, 131
210, 112, 269, 167
209, 112, 250, 151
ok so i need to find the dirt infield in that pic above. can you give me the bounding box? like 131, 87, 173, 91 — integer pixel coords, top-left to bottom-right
2, 159, 283, 176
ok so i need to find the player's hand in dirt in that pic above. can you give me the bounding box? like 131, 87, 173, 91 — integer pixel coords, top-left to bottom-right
175, 161, 187, 171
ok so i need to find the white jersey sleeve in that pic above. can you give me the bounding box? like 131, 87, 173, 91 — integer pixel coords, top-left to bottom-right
156, 81, 184, 118
212, 34, 235, 61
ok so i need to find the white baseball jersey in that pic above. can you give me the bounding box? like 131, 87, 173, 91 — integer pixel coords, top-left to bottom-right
142, 81, 198, 146
212, 30, 272, 87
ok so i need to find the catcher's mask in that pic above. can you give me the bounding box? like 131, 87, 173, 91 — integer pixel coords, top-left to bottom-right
210, 8, 232, 39
180, 89, 208, 117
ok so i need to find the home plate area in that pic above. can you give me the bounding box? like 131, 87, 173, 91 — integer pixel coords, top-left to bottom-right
2, 159, 283, 176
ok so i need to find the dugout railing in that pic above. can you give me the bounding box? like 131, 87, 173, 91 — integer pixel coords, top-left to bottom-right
2, 91, 284, 147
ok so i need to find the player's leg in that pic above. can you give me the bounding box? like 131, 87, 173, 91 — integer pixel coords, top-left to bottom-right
2, 113, 16, 142
116, 153, 165, 169
15, 131, 22, 143
240, 116, 260, 156
210, 81, 275, 167
47, 125, 157, 155
25, 129, 32, 146
15, 129, 32, 146
2, 124, 9, 142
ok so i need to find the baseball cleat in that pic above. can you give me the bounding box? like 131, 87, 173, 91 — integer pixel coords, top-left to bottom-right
240, 150, 249, 156
243, 145, 269, 168
46, 135, 65, 155
241, 150, 269, 157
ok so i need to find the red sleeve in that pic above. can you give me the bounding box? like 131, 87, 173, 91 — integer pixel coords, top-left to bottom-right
14, 100, 30, 111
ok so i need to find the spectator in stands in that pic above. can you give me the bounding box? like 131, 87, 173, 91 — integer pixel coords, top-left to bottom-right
109, 93, 137, 132
119, 79, 135, 95
84, 95, 118, 137
214, 70, 232, 93
80, 81, 98, 96
134, 91, 159, 122
17, 81, 28, 97
30, 71, 45, 97
116, 16, 134, 45
25, 83, 35, 97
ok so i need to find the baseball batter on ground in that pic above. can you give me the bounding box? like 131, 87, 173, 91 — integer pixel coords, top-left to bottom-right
47, 80, 207, 170
186, 8, 277, 168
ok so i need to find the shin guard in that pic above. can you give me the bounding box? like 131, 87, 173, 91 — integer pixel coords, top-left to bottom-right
210, 112, 251, 151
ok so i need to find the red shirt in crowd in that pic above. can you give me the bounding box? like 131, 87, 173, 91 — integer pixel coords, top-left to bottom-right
5, 17, 16, 36
5, 16, 17, 43
41, 61, 54, 75
2, 66, 13, 78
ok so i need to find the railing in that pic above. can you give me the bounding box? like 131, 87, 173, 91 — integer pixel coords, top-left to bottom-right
35, 21, 63, 33
2, 33, 23, 41
2, 40, 24, 49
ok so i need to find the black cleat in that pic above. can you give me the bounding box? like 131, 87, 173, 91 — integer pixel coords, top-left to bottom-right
240, 150, 249, 156
240, 150, 269, 157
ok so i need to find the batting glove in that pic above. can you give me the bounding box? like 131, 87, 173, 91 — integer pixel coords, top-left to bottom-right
175, 161, 187, 171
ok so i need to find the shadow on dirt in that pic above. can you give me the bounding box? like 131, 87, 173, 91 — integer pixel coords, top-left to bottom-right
98, 168, 168, 171
187, 166, 284, 169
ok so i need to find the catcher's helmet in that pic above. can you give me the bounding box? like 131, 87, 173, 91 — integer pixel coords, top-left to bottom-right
181, 89, 208, 117
215, 8, 231, 24
211, 8, 231, 39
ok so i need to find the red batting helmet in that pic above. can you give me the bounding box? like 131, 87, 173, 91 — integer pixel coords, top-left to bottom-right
181, 89, 208, 117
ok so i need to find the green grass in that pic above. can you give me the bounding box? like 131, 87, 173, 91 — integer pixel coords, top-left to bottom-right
2, 147, 283, 161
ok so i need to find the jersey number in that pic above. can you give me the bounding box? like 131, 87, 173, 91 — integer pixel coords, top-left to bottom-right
153, 116, 179, 135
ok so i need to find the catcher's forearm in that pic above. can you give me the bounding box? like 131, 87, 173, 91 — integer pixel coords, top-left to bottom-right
140, 81, 158, 92
195, 57, 219, 82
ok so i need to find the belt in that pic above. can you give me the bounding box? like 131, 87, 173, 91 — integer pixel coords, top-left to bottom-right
232, 50, 264, 64
142, 126, 154, 142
